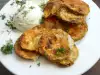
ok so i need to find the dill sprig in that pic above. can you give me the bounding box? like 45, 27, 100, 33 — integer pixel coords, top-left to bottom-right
0, 39, 14, 55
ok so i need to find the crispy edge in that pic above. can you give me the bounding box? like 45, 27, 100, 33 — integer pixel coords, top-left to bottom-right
59, 45, 78, 66
14, 39, 39, 60
67, 23, 88, 41
38, 29, 79, 66
19, 28, 41, 51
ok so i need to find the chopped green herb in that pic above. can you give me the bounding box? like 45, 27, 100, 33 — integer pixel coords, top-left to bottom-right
65, 25, 69, 32
57, 48, 65, 53
39, 3, 46, 10
10, 2, 15, 6
44, 51, 48, 58
0, 14, 6, 20
0, 31, 4, 35
29, 65, 32, 68
40, 17, 44, 24
22, 11, 28, 17
56, 48, 65, 55
16, 0, 25, 6
66, 27, 69, 32
6, 30, 11, 35
37, 62, 40, 66
0, 39, 14, 55
5, 16, 16, 29
29, 6, 35, 9
18, 6, 25, 12
5, 20, 16, 29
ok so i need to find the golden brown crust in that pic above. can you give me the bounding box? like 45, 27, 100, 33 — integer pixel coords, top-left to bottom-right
38, 29, 78, 66
66, 23, 88, 41
57, 7, 85, 24
14, 24, 79, 66
61, 0, 90, 15
42, 16, 66, 30
44, 0, 61, 18
14, 39, 39, 60
45, 0, 90, 16
43, 17, 88, 41
20, 28, 41, 51
44, 0, 90, 24
59, 36, 79, 66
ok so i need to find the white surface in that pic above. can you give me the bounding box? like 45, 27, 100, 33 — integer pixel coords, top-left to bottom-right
0, 0, 100, 75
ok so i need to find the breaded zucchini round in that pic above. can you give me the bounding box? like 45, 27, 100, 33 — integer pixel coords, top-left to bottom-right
19, 26, 51, 51
44, 0, 90, 24
43, 17, 88, 41
14, 39, 39, 60
66, 23, 88, 41
38, 29, 78, 66
19, 28, 41, 51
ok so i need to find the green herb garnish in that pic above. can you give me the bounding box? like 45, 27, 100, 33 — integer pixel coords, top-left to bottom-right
56, 48, 65, 55
0, 31, 4, 35
29, 6, 35, 9
0, 14, 6, 20
6, 30, 11, 35
5, 16, 16, 29
40, 17, 44, 24
18, 6, 25, 12
37, 62, 40, 66
10, 2, 15, 6
22, 11, 28, 17
5, 20, 16, 29
29, 65, 32, 68
0, 39, 14, 55
16, 0, 25, 6
39, 3, 46, 10
66, 26, 69, 32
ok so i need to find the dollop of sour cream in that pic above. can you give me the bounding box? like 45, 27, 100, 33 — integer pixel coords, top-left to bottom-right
13, 1, 44, 32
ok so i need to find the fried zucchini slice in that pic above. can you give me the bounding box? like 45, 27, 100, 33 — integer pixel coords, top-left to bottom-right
14, 39, 39, 60
66, 23, 88, 41
44, 0, 90, 24
20, 29, 41, 51
38, 29, 78, 66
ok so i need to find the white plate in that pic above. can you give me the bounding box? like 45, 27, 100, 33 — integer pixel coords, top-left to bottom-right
0, 0, 100, 75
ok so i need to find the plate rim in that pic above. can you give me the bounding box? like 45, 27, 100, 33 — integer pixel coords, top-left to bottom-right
0, 0, 100, 75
